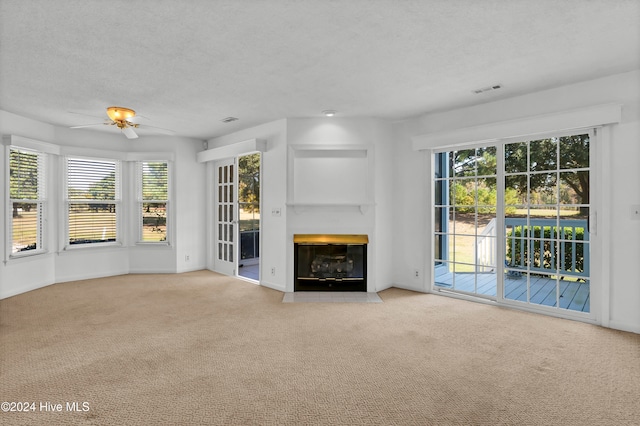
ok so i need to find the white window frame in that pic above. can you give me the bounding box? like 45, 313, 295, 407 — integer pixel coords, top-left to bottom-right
64, 155, 122, 249
415, 105, 619, 327
5, 145, 48, 259
136, 160, 171, 245
428, 129, 604, 324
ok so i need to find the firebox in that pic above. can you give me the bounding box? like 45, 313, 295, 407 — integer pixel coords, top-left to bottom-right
293, 234, 367, 292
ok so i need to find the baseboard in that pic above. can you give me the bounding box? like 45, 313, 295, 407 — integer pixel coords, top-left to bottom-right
129, 268, 177, 274
176, 264, 206, 274
0, 280, 55, 300
609, 320, 640, 335
260, 280, 285, 293
391, 283, 429, 293
55, 269, 130, 284
374, 282, 394, 292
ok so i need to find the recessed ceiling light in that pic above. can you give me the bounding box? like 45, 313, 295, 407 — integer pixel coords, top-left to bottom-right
322, 110, 337, 117
221, 116, 238, 123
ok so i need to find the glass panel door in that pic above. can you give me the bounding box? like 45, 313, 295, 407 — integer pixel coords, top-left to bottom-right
434, 146, 498, 298
503, 134, 590, 313
213, 158, 236, 276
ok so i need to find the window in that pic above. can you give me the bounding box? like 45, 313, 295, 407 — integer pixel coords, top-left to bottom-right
8, 147, 47, 256
138, 161, 169, 243
66, 157, 120, 246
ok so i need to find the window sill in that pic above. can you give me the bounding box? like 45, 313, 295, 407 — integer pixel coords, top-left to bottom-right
62, 241, 124, 252
134, 242, 172, 248
5, 250, 50, 264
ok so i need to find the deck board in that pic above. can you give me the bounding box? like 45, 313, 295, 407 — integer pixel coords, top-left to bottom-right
435, 270, 590, 313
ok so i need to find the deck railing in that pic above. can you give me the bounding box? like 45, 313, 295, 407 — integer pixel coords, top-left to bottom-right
476, 217, 589, 279
240, 230, 259, 260
476, 219, 497, 272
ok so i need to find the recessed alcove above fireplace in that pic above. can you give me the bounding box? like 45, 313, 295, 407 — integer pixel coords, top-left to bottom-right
294, 234, 368, 292
287, 144, 373, 213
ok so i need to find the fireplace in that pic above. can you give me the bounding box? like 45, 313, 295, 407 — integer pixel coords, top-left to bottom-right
294, 234, 367, 292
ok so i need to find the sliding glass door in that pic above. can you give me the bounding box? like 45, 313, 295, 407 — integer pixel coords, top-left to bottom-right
503, 134, 590, 313
434, 131, 591, 315
434, 146, 498, 298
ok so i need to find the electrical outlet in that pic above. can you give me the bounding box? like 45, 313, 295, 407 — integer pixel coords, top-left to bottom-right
272, 208, 281, 217
271, 267, 276, 276
631, 205, 640, 220
185, 255, 190, 261
414, 269, 419, 279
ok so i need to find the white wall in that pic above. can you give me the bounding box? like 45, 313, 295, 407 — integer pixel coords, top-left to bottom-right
391, 70, 640, 333
0, 110, 206, 298
205, 117, 394, 292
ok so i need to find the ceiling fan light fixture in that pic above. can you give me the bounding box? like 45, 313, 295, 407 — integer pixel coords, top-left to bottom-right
106, 106, 136, 122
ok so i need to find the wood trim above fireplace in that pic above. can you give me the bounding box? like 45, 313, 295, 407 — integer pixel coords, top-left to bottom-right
293, 234, 369, 244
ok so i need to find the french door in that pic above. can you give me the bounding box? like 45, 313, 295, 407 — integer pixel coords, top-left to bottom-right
434, 131, 592, 315
213, 158, 237, 276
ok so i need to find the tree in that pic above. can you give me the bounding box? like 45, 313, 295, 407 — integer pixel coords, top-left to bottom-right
9, 150, 39, 217
505, 135, 589, 215
451, 147, 497, 177
142, 162, 168, 201
447, 137, 589, 215
558, 135, 590, 214
88, 171, 116, 212
238, 153, 260, 210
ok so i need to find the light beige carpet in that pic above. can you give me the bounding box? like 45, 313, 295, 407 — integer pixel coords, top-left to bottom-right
1, 270, 638, 425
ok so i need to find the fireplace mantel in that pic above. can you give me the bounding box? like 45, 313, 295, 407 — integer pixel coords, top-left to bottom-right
293, 234, 369, 244
286, 202, 373, 214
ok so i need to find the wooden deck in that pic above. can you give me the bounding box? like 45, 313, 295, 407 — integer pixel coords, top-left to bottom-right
435, 270, 590, 313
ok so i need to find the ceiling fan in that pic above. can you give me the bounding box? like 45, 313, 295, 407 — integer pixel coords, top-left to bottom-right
70, 106, 173, 139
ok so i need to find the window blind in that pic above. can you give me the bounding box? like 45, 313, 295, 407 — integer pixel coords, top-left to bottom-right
139, 161, 168, 242
10, 148, 45, 200
66, 157, 120, 246
9, 147, 46, 255
141, 162, 168, 201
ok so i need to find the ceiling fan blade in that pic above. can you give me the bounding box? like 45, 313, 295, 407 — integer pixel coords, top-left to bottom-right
68, 111, 107, 120
137, 124, 175, 135
70, 123, 108, 129
122, 126, 139, 139
127, 114, 149, 124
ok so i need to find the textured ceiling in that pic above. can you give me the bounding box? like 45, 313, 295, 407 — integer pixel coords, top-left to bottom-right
1, 0, 639, 140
